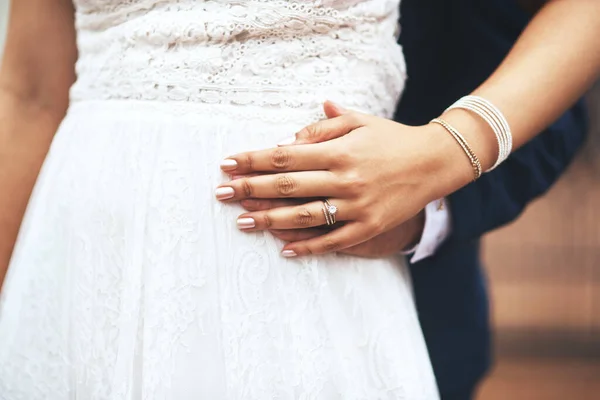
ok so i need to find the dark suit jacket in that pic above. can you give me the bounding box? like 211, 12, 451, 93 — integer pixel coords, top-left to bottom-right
395, 0, 588, 394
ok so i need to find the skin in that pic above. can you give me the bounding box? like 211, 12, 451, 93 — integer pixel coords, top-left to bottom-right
1, 0, 599, 288
232, 109, 427, 259
239, 196, 424, 259
218, 102, 446, 258
0, 0, 76, 288
217, 0, 600, 258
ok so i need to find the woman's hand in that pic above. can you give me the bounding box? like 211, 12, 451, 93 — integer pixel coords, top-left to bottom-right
239, 197, 425, 258
216, 102, 470, 257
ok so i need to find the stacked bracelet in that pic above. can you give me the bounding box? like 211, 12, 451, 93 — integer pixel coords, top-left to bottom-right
445, 95, 513, 171
431, 118, 482, 181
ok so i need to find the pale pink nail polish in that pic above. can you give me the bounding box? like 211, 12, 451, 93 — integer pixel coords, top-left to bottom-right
281, 250, 297, 258
215, 187, 235, 200
237, 217, 255, 230
220, 159, 238, 171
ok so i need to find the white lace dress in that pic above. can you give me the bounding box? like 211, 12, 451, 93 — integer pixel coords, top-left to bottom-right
0, 1, 439, 399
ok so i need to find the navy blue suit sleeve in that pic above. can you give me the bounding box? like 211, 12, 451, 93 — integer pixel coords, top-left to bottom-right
444, 101, 588, 246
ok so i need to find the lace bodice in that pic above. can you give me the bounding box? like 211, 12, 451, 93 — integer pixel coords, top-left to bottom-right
71, 0, 406, 118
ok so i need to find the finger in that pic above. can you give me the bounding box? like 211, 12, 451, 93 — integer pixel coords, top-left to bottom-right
280, 222, 377, 257
220, 142, 335, 174
277, 101, 352, 146
230, 173, 260, 180
292, 112, 365, 145
269, 228, 328, 242
236, 199, 351, 232
277, 103, 361, 147
323, 100, 350, 119
240, 198, 305, 212
216, 171, 339, 201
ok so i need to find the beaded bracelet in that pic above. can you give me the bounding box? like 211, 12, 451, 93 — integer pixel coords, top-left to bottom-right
446, 95, 513, 171
431, 118, 482, 181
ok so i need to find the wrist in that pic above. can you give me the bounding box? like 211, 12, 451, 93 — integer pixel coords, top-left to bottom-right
420, 122, 477, 198
440, 108, 498, 171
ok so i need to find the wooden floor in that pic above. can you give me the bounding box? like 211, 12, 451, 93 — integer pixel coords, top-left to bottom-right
477, 356, 600, 400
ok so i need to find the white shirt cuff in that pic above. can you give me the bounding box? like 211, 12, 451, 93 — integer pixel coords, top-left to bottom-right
402, 198, 452, 263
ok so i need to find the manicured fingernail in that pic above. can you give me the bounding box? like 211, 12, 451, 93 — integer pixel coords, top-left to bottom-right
220, 159, 238, 171
277, 136, 296, 146
237, 217, 255, 230
215, 187, 235, 200
281, 250, 297, 258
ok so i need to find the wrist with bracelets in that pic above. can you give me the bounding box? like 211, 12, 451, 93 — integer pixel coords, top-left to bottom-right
431, 95, 513, 181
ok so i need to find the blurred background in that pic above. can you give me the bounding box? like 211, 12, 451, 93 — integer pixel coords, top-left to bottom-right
0, 1, 598, 399
475, 83, 600, 399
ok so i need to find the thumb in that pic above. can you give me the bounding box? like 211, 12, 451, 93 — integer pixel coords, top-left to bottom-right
278, 102, 363, 146
323, 100, 350, 118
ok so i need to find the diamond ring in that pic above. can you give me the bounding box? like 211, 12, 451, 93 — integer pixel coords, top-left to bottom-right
322, 199, 338, 226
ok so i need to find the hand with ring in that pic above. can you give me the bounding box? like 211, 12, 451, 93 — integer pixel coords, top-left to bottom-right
215, 102, 475, 257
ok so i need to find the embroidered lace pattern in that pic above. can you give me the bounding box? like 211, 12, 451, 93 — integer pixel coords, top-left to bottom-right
71, 0, 406, 118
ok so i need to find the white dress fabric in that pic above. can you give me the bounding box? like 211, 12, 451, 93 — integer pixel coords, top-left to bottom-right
0, 1, 439, 399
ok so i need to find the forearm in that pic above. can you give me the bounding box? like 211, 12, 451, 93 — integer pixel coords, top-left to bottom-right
0, 0, 76, 289
0, 91, 64, 287
446, 99, 587, 246
443, 0, 600, 174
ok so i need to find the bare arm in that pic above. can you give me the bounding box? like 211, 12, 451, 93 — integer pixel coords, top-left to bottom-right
0, 0, 76, 288
212, 0, 600, 257
445, 0, 600, 176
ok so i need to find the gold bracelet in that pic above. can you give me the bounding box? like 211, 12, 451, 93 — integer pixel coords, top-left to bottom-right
430, 118, 482, 181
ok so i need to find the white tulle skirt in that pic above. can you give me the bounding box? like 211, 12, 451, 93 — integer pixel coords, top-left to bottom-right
0, 101, 439, 400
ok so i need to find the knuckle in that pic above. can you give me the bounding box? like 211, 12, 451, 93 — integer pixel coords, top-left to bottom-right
275, 175, 298, 197
295, 207, 315, 227
241, 179, 253, 197
244, 153, 254, 170
330, 149, 352, 168
262, 213, 273, 228
339, 171, 367, 196
354, 196, 376, 220
270, 148, 292, 170
353, 194, 370, 211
